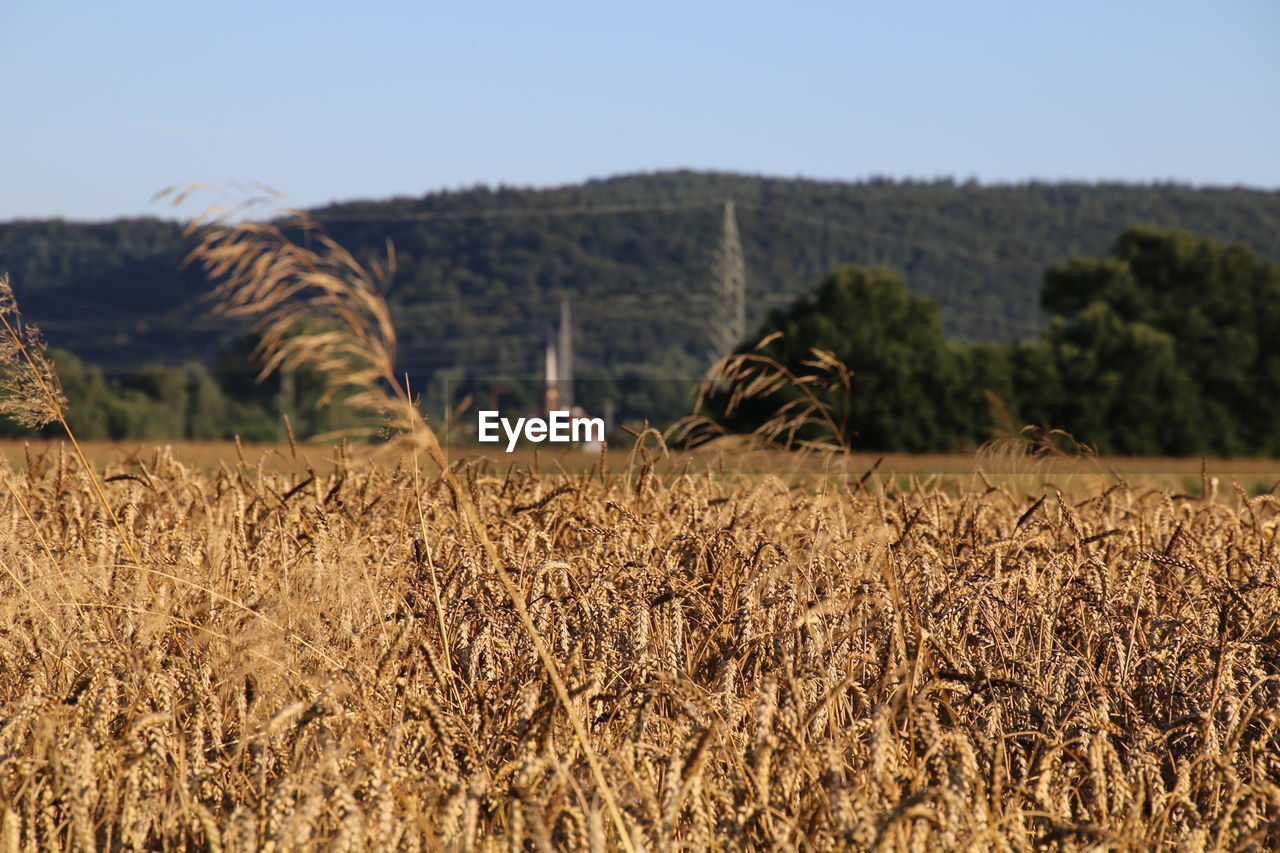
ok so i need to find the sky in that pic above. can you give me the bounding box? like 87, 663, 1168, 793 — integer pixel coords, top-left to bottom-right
2, 0, 1278, 221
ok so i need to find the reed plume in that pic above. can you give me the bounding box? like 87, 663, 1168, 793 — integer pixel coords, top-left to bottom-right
160, 185, 447, 467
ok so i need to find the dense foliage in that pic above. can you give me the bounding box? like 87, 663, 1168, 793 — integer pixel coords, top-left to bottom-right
0, 344, 358, 443
3, 172, 1278, 373
722, 227, 1280, 455
3, 172, 1279, 450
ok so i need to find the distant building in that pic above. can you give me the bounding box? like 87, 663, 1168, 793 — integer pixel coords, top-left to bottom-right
544, 299, 602, 452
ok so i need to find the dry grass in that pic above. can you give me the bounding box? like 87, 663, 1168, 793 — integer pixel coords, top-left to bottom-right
161, 185, 437, 455
1, 442, 1279, 851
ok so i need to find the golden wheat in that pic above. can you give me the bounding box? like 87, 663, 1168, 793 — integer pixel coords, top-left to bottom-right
0, 441, 1277, 851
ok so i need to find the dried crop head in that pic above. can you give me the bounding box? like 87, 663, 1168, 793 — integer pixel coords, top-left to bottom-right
974, 424, 1100, 485
0, 272, 140, 564
0, 274, 67, 430
672, 331, 854, 454
161, 185, 447, 467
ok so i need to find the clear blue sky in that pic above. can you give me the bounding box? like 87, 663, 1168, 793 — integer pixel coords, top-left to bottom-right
3, 0, 1277, 221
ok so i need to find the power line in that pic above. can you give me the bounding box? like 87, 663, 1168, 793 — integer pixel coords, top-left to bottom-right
735, 201, 1046, 267
311, 196, 724, 223
304, 195, 1041, 270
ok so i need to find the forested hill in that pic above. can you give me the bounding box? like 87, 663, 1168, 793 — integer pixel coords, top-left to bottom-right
3, 172, 1279, 383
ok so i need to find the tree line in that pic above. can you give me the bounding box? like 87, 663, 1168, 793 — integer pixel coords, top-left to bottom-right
716, 226, 1280, 455
6, 223, 1278, 456
2, 170, 1279, 452
3, 172, 1278, 390
0, 339, 360, 443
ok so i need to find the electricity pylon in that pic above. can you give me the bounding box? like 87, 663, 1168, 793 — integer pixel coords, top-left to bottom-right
710, 199, 746, 365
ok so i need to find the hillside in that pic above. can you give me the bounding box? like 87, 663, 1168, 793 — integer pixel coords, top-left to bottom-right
3, 171, 1279, 388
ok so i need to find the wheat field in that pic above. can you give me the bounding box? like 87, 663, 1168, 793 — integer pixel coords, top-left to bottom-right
1, 442, 1278, 852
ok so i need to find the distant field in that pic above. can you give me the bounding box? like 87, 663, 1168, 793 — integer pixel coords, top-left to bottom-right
3, 438, 1277, 495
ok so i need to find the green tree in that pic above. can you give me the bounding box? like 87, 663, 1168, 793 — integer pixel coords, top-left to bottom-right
48, 348, 113, 439
126, 364, 189, 438
1040, 227, 1280, 454
721, 265, 974, 451
1044, 306, 1203, 454
185, 363, 229, 439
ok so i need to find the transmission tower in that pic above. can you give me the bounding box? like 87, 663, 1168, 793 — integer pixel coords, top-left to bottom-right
710, 199, 746, 364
